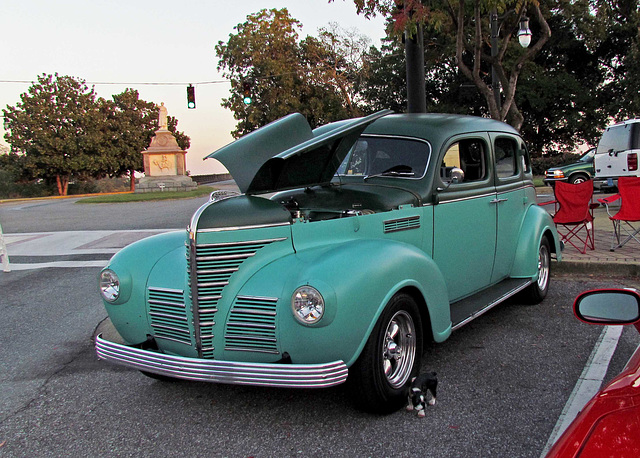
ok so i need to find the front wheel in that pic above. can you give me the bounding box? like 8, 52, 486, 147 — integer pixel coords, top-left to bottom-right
521, 235, 551, 304
349, 293, 423, 414
569, 174, 589, 185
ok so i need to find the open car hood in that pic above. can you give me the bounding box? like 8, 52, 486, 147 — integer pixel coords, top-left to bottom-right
206, 110, 392, 194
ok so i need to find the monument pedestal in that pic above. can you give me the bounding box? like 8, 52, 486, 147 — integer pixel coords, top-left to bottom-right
137, 175, 197, 193
135, 104, 196, 193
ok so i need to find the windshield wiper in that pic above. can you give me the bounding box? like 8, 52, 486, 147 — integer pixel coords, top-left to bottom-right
363, 165, 415, 181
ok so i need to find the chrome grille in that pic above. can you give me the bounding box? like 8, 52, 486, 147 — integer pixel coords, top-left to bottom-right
225, 296, 279, 354
384, 216, 421, 233
190, 238, 286, 359
148, 287, 191, 345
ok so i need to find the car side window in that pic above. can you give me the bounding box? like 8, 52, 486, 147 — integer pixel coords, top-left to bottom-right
521, 141, 532, 174
441, 139, 487, 183
494, 137, 518, 178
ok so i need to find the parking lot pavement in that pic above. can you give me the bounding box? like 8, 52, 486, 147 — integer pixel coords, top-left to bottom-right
2, 229, 168, 270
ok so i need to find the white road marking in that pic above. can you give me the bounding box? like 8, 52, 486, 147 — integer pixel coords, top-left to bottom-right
8, 261, 109, 270
0, 229, 172, 271
540, 325, 623, 456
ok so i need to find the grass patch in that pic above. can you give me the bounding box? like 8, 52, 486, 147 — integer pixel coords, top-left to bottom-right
533, 176, 546, 188
77, 186, 215, 203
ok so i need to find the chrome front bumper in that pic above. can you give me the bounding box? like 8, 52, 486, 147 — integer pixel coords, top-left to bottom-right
95, 335, 349, 388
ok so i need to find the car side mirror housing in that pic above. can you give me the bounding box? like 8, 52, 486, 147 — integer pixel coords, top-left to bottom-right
574, 289, 640, 325
450, 167, 464, 184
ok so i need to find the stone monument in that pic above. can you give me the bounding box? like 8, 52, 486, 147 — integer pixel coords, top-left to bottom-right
136, 103, 197, 193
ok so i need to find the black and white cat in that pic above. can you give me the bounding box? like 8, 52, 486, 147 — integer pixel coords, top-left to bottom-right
406, 371, 438, 417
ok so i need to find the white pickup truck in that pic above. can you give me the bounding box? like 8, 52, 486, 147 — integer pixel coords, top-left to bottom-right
594, 119, 640, 189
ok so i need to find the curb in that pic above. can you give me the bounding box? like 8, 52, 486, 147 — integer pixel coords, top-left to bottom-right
553, 260, 640, 278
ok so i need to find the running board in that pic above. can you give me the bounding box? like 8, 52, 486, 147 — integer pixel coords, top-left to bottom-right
450, 278, 531, 331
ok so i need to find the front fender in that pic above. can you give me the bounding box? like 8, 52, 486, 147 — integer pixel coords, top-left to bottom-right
511, 205, 561, 279
103, 231, 187, 344
233, 239, 451, 367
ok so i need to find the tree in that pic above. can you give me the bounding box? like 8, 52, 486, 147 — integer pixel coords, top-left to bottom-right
341, 0, 551, 129
215, 8, 368, 136
303, 22, 372, 116
3, 74, 103, 195
3, 77, 192, 195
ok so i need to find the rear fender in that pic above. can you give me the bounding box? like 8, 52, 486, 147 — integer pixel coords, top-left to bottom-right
511, 205, 561, 279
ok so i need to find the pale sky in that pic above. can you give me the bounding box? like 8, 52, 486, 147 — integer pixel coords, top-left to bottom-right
0, 0, 387, 175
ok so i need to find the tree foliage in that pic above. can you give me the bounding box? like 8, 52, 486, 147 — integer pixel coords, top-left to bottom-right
3, 75, 190, 195
357, 0, 639, 154
215, 8, 371, 137
3, 74, 103, 195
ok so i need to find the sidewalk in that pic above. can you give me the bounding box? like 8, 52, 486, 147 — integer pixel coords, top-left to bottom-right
536, 188, 640, 277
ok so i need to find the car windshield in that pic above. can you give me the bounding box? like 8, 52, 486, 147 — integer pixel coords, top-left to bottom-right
579, 149, 596, 163
336, 136, 431, 179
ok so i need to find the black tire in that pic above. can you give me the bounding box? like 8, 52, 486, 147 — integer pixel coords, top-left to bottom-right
349, 293, 423, 414
140, 370, 179, 382
521, 235, 551, 304
569, 174, 589, 185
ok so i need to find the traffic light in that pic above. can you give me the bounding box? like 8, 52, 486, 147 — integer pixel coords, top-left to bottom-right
187, 84, 196, 109
242, 81, 252, 105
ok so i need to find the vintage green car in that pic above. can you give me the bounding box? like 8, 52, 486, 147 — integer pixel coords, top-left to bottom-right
96, 111, 561, 413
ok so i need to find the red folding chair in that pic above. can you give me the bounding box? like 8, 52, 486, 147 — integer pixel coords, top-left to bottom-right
539, 180, 597, 254
598, 176, 640, 251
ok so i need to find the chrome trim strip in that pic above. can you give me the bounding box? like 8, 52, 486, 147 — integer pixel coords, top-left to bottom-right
451, 280, 532, 332
96, 335, 348, 388
154, 335, 193, 346
149, 299, 186, 308
149, 312, 188, 321
151, 324, 191, 334
197, 223, 291, 233
197, 253, 255, 262
196, 238, 288, 248
224, 347, 281, 355
227, 323, 276, 330
231, 308, 277, 316
197, 281, 230, 288
438, 192, 496, 204
148, 287, 185, 295
236, 295, 279, 303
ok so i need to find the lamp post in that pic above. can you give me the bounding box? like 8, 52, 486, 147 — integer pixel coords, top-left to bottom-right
490, 9, 532, 112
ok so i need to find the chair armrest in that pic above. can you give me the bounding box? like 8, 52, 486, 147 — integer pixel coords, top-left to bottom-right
538, 200, 557, 207
597, 194, 621, 205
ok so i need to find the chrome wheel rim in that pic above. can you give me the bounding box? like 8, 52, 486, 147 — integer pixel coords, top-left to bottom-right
381, 310, 416, 389
537, 244, 550, 291
573, 177, 586, 184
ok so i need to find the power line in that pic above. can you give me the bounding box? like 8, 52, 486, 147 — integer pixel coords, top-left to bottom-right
0, 79, 229, 86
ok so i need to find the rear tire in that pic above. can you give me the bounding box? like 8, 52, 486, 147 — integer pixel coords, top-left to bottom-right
349, 293, 423, 414
521, 235, 551, 304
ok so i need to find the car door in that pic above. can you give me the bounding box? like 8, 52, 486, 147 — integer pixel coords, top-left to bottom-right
432, 134, 497, 302
490, 134, 528, 283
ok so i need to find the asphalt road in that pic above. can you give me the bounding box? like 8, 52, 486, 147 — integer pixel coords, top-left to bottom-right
1, 196, 639, 457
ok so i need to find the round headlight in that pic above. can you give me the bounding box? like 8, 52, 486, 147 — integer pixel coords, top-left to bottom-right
292, 286, 325, 324
99, 269, 120, 302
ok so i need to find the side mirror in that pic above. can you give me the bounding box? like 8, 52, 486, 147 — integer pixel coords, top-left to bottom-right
450, 167, 464, 184
574, 289, 640, 325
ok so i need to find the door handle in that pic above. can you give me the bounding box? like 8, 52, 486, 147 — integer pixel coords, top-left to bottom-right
490, 198, 508, 204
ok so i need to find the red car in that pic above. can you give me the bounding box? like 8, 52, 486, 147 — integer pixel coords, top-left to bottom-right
547, 289, 640, 457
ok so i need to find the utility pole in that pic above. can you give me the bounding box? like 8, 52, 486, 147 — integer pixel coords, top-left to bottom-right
405, 24, 427, 114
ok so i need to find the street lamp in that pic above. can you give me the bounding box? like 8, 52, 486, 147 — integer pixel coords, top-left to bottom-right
517, 14, 532, 48
490, 9, 532, 111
